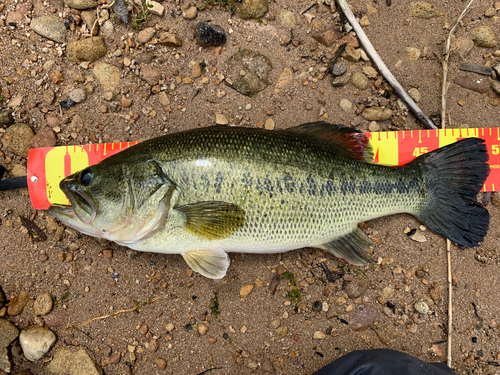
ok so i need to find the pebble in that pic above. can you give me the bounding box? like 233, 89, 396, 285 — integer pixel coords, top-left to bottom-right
359, 15, 370, 27
0, 109, 14, 127
332, 74, 350, 87
197, 323, 209, 335
275, 67, 293, 91
368, 121, 380, 132
345, 279, 368, 299
158, 33, 183, 47
33, 293, 53, 316
348, 307, 378, 331
339, 98, 352, 112
165, 323, 175, 332
182, 5, 198, 19
362, 66, 378, 78
264, 118, 275, 130
69, 88, 86, 103
63, 0, 98, 10
155, 357, 167, 370
351, 72, 370, 90
137, 27, 156, 44
239, 0, 269, 19
93, 62, 121, 91
43, 89, 55, 105
279, 10, 295, 27
146, 0, 164, 16
194, 22, 227, 47
472, 26, 499, 48
0, 319, 19, 373
313, 331, 326, 339
270, 319, 280, 329
67, 37, 107, 62
407, 47, 421, 61
407, 87, 421, 102
362, 106, 393, 121
43, 309, 69, 327
331, 63, 347, 76
409, 2, 445, 18
47, 348, 103, 374
453, 76, 490, 93
120, 96, 132, 108
30, 16, 67, 43
81, 11, 98, 36
148, 339, 159, 352
100, 20, 114, 36
228, 50, 272, 96
6, 11, 23, 25
19, 326, 56, 362
485, 7, 496, 17
409, 231, 427, 243
275, 325, 288, 338
313, 28, 341, 47
11, 164, 26, 178
342, 46, 361, 62
247, 359, 259, 371
50, 73, 64, 84
2, 124, 34, 158
450, 37, 474, 60
491, 80, 500, 95
414, 301, 429, 314
240, 284, 254, 298
159, 92, 170, 107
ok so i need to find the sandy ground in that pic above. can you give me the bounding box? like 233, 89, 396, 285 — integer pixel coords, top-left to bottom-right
1, 0, 500, 374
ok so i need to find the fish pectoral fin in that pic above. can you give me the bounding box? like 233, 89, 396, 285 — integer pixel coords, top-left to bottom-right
321, 227, 374, 266
284, 121, 373, 162
175, 201, 245, 240
182, 249, 230, 279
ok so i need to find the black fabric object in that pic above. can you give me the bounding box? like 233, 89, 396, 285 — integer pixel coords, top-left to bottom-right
0, 165, 28, 191
312, 349, 457, 375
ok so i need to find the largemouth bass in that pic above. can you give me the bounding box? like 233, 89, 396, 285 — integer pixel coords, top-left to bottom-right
49, 123, 490, 278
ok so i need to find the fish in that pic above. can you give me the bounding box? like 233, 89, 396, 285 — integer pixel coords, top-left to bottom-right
49, 122, 490, 279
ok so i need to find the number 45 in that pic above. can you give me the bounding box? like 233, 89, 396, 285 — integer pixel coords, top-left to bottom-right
413, 147, 428, 157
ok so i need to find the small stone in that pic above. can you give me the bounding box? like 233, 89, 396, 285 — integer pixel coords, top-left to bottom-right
228, 49, 272, 96
279, 10, 295, 26
348, 307, 378, 331
19, 326, 56, 362
10, 164, 26, 178
0, 318, 19, 373
313, 28, 341, 47
454, 76, 490, 93
359, 16, 370, 26
30, 16, 67, 43
182, 6, 197, 20
159, 92, 170, 106
120, 96, 132, 108
208, 337, 217, 344
407, 87, 421, 102
102, 351, 121, 366
247, 359, 259, 371
351, 72, 370, 90
261, 360, 275, 373
47, 348, 102, 374
331, 63, 347, 76
409, 231, 427, 242
42, 309, 68, 327
67, 37, 107, 62
155, 357, 167, 369
194, 22, 227, 47
275, 325, 288, 338
192, 62, 202, 78
450, 37, 474, 60
313, 331, 326, 339
407, 47, 421, 60
149, 339, 158, 352
362, 106, 393, 121
332, 74, 350, 87
146, 0, 164, 16
485, 7, 496, 17
345, 279, 369, 299
240, 284, 254, 298
0, 109, 14, 127
410, 2, 445, 19
2, 124, 34, 158
239, 0, 269, 19
93, 62, 121, 91
165, 323, 175, 332
43, 89, 55, 105
414, 301, 429, 314
197, 323, 209, 335
137, 27, 156, 44
81, 11, 98, 35
215, 113, 229, 125
264, 118, 275, 130
158, 33, 183, 47
492, 80, 500, 96
64, 0, 98, 10
275, 68, 293, 91
339, 98, 352, 112
472, 26, 499, 48
50, 73, 64, 84
362, 66, 378, 78
33, 293, 53, 316
342, 46, 361, 62
69, 88, 86, 103
368, 121, 380, 132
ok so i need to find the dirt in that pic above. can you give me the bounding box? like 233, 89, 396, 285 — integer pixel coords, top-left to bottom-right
1, 0, 500, 374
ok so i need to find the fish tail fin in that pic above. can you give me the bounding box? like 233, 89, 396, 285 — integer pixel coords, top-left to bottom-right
410, 138, 490, 247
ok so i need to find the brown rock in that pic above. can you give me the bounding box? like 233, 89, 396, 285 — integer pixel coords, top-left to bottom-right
102, 249, 113, 258
31, 127, 57, 148
46, 116, 61, 128
312, 28, 341, 47
102, 351, 121, 366
239, 0, 269, 19
43, 309, 68, 327
239, 284, 254, 298
66, 37, 107, 63
8, 290, 30, 316
158, 33, 182, 47
50, 73, 64, 84
348, 306, 378, 331
33, 293, 53, 316
47, 348, 102, 374
140, 67, 161, 86
453, 76, 490, 93
120, 96, 132, 108
155, 357, 167, 370
137, 27, 156, 44
362, 106, 393, 121
2, 123, 35, 157
148, 339, 159, 352
6, 11, 24, 25
0, 109, 14, 127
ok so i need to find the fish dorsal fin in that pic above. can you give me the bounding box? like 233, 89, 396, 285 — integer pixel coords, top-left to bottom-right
320, 227, 374, 266
175, 201, 245, 240
182, 249, 230, 279
285, 122, 373, 162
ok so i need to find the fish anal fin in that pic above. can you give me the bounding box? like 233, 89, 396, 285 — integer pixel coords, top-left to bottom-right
182, 249, 230, 279
321, 227, 374, 266
175, 201, 245, 240
285, 121, 373, 162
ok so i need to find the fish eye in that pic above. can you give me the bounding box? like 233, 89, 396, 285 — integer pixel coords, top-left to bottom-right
79, 168, 94, 185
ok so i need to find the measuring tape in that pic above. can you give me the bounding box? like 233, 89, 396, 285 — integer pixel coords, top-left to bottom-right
26, 128, 500, 210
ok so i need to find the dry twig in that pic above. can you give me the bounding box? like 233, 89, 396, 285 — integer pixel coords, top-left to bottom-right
335, 0, 437, 129
441, 0, 475, 368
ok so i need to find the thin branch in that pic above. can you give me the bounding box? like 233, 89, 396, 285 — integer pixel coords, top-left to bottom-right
335, 0, 437, 129
440, 0, 475, 369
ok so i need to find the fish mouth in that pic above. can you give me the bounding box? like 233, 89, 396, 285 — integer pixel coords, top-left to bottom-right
60, 181, 97, 224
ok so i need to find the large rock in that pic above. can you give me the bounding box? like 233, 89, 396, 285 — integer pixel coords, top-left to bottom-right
194, 22, 226, 47
47, 348, 103, 375
30, 16, 67, 43
472, 26, 499, 48
239, 0, 269, 19
0, 319, 19, 373
2, 124, 34, 158
19, 326, 56, 362
63, 0, 97, 10
226, 49, 272, 97
93, 63, 120, 91
66, 37, 107, 62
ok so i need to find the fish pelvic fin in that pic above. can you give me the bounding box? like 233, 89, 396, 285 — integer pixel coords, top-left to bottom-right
284, 121, 374, 162
410, 138, 490, 247
320, 227, 374, 266
175, 201, 245, 240
182, 249, 230, 279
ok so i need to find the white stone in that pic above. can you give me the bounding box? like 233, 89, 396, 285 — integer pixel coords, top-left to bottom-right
19, 326, 56, 362
146, 0, 164, 16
